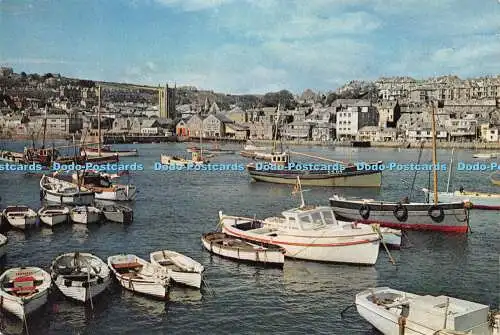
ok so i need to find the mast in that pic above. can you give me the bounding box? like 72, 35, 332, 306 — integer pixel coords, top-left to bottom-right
431, 103, 438, 204
42, 105, 48, 148
273, 103, 280, 153
97, 85, 101, 157
446, 148, 454, 193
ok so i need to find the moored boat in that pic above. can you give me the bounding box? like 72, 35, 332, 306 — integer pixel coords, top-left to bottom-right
38, 205, 70, 226
201, 232, 285, 267
40, 175, 95, 205
355, 287, 500, 335
81, 145, 138, 157
329, 194, 469, 233
50, 252, 111, 303
472, 152, 497, 159
70, 206, 102, 224
98, 204, 133, 224
150, 250, 204, 289
220, 208, 381, 265
107, 254, 170, 299
160, 151, 209, 166
0, 267, 51, 320
246, 152, 383, 187
71, 171, 137, 201
2, 206, 38, 230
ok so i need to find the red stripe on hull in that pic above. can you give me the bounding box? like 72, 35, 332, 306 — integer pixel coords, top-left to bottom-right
223, 226, 379, 247
354, 220, 468, 233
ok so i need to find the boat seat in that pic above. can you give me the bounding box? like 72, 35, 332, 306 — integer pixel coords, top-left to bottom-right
113, 262, 142, 269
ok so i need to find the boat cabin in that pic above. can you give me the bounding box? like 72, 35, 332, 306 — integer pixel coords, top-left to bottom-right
268, 206, 338, 230
270, 152, 290, 165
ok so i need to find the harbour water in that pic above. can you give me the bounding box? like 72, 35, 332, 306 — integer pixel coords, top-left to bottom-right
0, 141, 499, 334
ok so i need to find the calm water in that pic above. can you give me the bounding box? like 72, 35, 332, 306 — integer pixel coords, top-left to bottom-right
0, 141, 499, 335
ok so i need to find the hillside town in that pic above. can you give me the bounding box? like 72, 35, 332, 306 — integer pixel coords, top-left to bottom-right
1, 66, 500, 145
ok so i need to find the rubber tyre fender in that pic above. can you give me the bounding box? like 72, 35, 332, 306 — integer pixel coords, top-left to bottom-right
393, 203, 408, 222
359, 204, 370, 220
428, 205, 445, 223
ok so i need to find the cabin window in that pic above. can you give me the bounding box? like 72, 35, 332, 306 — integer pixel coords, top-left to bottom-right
299, 214, 316, 230
310, 212, 324, 226
321, 211, 335, 225
288, 217, 298, 229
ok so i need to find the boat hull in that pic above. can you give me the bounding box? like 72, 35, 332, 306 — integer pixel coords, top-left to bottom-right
70, 211, 101, 224
53, 276, 110, 302
0, 290, 49, 320
169, 271, 202, 289
102, 210, 133, 224
201, 234, 284, 266
247, 167, 382, 187
329, 198, 469, 233
114, 276, 168, 299
84, 150, 137, 157
221, 224, 380, 265
94, 186, 137, 201
150, 251, 204, 289
355, 288, 492, 335
39, 213, 68, 226
6, 216, 37, 230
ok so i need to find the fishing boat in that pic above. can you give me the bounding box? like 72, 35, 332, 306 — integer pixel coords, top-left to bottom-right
98, 204, 133, 224
81, 145, 138, 157
243, 141, 272, 152
150, 250, 204, 289
220, 178, 383, 264
472, 152, 497, 159
201, 232, 285, 267
40, 175, 95, 206
38, 205, 70, 226
71, 171, 137, 201
0, 234, 7, 258
355, 287, 500, 335
0, 267, 51, 320
50, 252, 111, 303
107, 254, 170, 299
2, 206, 38, 230
329, 195, 469, 232
330, 103, 470, 233
160, 151, 209, 166
70, 206, 102, 224
247, 152, 383, 187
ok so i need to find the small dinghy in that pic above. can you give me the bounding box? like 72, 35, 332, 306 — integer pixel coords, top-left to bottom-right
0, 234, 7, 258
108, 254, 170, 300
98, 204, 133, 224
201, 232, 285, 267
38, 205, 70, 226
356, 287, 500, 335
70, 206, 101, 224
150, 250, 204, 289
2, 206, 38, 230
0, 267, 51, 320
50, 252, 111, 303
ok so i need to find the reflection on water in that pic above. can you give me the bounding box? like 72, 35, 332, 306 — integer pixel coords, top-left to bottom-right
283, 261, 379, 295
48, 291, 111, 333
169, 287, 203, 304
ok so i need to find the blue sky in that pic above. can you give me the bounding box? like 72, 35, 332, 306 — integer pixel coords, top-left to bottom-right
1, 0, 499, 94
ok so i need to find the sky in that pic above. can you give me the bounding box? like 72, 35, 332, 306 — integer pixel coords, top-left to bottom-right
0, 0, 499, 94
